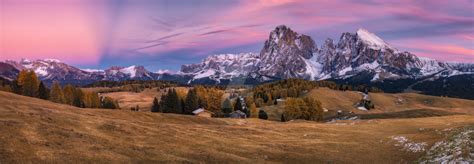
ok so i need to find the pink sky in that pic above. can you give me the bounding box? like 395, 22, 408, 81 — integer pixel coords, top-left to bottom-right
1, 0, 473, 70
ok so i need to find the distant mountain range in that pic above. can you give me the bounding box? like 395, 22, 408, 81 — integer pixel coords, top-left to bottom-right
1, 25, 473, 98
181, 25, 473, 83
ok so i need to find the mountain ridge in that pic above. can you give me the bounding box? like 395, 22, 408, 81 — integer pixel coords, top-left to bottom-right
1, 25, 473, 98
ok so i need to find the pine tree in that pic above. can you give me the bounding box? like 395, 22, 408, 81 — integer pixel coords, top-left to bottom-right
49, 82, 64, 103
163, 89, 181, 113
63, 84, 75, 105
258, 110, 268, 120
101, 97, 119, 109
206, 88, 222, 114
234, 97, 244, 112
221, 98, 233, 114
89, 92, 100, 108
38, 81, 49, 100
17, 71, 39, 97
180, 99, 185, 114
249, 103, 258, 118
72, 88, 84, 107
151, 97, 160, 112
184, 89, 199, 114
171, 89, 182, 113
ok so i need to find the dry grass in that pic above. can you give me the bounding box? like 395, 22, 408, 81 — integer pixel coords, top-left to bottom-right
100, 87, 189, 111
306, 88, 474, 118
1, 91, 473, 163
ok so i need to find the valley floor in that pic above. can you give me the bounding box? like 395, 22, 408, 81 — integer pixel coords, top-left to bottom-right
0, 91, 473, 163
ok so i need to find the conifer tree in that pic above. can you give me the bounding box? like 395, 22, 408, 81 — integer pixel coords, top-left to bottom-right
72, 88, 84, 107
49, 82, 64, 103
184, 89, 199, 114
63, 84, 75, 105
89, 92, 100, 108
17, 70, 39, 97
234, 97, 244, 112
221, 98, 233, 114
38, 81, 49, 100
151, 97, 161, 112
249, 103, 258, 118
170, 89, 181, 113
258, 110, 268, 120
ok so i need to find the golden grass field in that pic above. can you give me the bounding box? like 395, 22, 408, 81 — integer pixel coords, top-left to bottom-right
307, 87, 474, 117
99, 87, 189, 111
0, 91, 473, 163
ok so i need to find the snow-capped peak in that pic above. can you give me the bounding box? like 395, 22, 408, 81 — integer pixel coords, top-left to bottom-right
43, 59, 62, 63
81, 68, 104, 73
120, 65, 137, 78
20, 58, 32, 64
356, 28, 391, 50
156, 69, 172, 74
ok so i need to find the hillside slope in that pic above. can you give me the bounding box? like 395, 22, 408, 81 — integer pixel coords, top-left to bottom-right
0, 91, 473, 163
307, 88, 474, 115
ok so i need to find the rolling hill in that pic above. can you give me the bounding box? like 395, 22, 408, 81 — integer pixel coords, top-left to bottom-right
0, 91, 473, 163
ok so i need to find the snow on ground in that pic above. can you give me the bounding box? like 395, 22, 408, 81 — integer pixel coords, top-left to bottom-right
391, 136, 427, 153
419, 127, 473, 163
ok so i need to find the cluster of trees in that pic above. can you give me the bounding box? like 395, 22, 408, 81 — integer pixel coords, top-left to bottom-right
360, 99, 375, 110
151, 86, 224, 115
252, 79, 382, 107
84, 80, 179, 93
151, 86, 263, 118
0, 77, 13, 92
281, 97, 324, 122
2, 70, 119, 109
253, 79, 326, 107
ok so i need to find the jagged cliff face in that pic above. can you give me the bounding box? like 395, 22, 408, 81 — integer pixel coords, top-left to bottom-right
258, 25, 318, 79
319, 29, 430, 78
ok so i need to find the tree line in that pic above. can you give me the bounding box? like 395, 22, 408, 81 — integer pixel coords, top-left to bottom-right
151, 86, 261, 118
252, 79, 382, 107
282, 97, 324, 122
84, 80, 179, 93
1, 70, 119, 109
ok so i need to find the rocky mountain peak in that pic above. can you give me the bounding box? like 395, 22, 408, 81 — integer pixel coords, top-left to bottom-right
258, 25, 318, 79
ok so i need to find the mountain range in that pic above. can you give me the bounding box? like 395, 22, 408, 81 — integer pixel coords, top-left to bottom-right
1, 25, 473, 98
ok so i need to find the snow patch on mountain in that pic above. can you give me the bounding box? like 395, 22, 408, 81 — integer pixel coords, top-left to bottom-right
356, 29, 391, 50
120, 66, 137, 78
81, 69, 104, 73
44, 59, 61, 63
34, 67, 48, 76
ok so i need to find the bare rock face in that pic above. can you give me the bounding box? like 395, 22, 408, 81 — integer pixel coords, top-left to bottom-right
258, 25, 318, 79
181, 25, 473, 84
